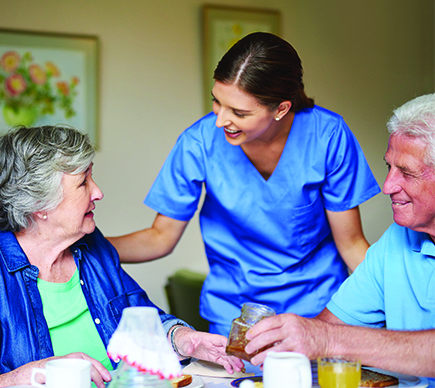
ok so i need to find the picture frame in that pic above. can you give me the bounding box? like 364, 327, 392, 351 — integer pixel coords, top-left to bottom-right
202, 5, 281, 114
0, 29, 99, 146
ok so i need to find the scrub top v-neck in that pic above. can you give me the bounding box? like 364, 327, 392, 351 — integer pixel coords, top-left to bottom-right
145, 106, 380, 335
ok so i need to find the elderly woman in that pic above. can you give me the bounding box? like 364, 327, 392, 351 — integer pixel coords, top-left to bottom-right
0, 125, 243, 388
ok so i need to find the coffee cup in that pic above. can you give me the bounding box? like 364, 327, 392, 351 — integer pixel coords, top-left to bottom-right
31, 358, 91, 388
263, 351, 312, 388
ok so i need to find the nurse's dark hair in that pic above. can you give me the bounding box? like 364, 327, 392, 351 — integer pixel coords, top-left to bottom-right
213, 32, 314, 111
0, 125, 95, 232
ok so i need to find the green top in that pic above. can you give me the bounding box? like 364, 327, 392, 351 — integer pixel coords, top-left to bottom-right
37, 269, 113, 372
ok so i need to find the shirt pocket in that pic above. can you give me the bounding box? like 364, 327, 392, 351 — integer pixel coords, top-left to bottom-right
292, 193, 330, 255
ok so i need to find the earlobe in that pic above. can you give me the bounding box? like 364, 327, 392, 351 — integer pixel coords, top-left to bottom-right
35, 212, 48, 221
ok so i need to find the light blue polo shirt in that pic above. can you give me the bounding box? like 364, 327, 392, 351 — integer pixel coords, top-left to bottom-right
327, 223, 435, 330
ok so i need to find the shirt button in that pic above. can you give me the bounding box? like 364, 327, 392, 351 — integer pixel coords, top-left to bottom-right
95, 318, 101, 324
80, 280, 84, 286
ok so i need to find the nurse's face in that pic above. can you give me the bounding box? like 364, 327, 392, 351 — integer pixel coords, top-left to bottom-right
211, 81, 279, 146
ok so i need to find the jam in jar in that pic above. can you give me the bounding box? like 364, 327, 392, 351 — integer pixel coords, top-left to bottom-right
226, 302, 275, 362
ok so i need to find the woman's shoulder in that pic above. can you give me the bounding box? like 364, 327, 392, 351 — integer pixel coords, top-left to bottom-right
178, 112, 219, 140
296, 105, 345, 124
173, 112, 226, 153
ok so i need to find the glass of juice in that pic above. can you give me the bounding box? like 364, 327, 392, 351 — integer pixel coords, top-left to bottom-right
317, 357, 361, 388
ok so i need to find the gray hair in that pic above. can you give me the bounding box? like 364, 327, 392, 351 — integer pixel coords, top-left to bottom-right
0, 125, 95, 232
387, 93, 435, 167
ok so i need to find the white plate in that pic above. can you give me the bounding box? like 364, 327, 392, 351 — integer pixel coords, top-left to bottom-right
363, 368, 429, 388
187, 375, 204, 388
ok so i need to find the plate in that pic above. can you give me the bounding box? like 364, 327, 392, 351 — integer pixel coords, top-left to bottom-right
311, 365, 429, 388
231, 376, 263, 387
231, 367, 430, 388
188, 375, 204, 388
361, 368, 429, 388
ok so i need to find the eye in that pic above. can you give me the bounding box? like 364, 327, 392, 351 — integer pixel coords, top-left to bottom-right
233, 110, 246, 118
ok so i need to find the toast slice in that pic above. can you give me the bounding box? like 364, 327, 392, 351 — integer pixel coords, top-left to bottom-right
171, 374, 193, 388
360, 368, 399, 387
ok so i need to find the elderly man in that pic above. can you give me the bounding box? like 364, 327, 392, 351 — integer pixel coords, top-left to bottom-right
244, 93, 435, 378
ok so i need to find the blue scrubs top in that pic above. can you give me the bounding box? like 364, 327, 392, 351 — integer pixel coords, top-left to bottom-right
145, 106, 380, 335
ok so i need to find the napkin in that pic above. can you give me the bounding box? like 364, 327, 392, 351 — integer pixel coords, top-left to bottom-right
182, 360, 255, 378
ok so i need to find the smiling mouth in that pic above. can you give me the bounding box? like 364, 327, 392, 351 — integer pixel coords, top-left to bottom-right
224, 127, 242, 134
392, 200, 409, 206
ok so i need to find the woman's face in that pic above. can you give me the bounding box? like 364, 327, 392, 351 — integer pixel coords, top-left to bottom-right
46, 163, 103, 243
211, 81, 278, 146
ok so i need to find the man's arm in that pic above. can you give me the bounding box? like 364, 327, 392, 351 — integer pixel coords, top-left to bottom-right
245, 310, 435, 377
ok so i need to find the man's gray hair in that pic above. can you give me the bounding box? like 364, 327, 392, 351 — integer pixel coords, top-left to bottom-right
0, 125, 95, 232
387, 93, 435, 167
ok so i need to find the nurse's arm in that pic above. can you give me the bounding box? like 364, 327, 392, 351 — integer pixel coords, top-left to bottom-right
326, 206, 369, 272
107, 213, 189, 263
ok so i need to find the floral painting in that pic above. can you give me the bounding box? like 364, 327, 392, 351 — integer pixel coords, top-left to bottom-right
0, 29, 98, 145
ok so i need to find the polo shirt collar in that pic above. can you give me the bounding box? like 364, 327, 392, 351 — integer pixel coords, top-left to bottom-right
408, 227, 435, 257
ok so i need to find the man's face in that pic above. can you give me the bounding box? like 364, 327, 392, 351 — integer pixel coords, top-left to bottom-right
383, 134, 435, 238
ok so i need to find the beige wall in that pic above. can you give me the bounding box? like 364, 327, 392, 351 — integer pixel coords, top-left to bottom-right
1, 0, 433, 310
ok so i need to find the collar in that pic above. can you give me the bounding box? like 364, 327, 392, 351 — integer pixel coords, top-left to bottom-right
0, 230, 31, 273
408, 227, 435, 258
70, 235, 90, 258
0, 230, 91, 273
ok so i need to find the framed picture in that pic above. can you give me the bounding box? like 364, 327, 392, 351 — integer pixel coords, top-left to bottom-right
0, 29, 99, 146
202, 5, 281, 113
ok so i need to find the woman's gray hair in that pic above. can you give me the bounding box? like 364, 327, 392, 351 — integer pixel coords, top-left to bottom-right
387, 93, 435, 167
0, 125, 95, 232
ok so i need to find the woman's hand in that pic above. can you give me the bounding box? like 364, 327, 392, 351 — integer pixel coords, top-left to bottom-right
171, 327, 245, 374
0, 352, 111, 388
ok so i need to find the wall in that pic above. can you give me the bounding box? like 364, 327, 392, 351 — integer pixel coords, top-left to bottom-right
0, 0, 433, 310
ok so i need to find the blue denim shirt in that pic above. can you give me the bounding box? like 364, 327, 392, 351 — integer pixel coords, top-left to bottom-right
0, 227, 185, 374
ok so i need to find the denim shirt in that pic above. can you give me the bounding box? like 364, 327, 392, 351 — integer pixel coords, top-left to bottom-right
0, 227, 185, 374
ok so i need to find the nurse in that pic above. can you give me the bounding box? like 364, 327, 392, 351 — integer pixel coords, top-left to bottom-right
108, 32, 380, 336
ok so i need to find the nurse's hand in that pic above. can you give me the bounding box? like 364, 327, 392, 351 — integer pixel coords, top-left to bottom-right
244, 313, 330, 365
170, 326, 245, 373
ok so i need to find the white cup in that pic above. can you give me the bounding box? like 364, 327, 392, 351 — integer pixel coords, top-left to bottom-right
263, 351, 312, 388
31, 358, 91, 388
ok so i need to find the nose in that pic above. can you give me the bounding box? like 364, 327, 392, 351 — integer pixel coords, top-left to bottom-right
382, 169, 401, 196
90, 178, 104, 201
214, 106, 231, 128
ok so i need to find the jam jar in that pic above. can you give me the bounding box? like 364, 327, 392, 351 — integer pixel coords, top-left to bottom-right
226, 302, 275, 362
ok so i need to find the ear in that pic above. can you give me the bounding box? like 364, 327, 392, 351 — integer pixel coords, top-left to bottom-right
274, 101, 292, 120
34, 212, 48, 221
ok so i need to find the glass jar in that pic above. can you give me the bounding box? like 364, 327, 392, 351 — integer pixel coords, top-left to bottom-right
226, 302, 276, 362
108, 361, 172, 388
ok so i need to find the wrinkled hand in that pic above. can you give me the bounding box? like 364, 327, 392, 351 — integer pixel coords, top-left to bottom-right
0, 352, 111, 388
61, 353, 111, 388
244, 313, 330, 365
173, 327, 245, 374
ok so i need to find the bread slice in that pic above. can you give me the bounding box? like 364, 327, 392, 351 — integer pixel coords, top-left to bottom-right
171, 374, 193, 388
360, 368, 399, 387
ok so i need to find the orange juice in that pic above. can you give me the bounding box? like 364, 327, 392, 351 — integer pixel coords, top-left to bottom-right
318, 359, 361, 388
